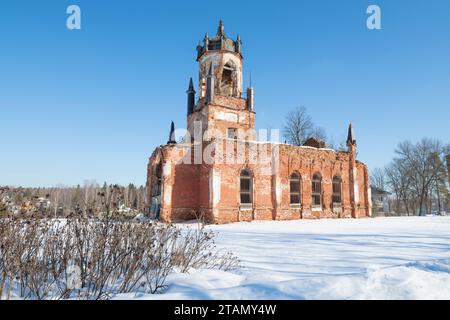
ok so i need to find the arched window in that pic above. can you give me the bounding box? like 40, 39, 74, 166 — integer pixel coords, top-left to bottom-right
311, 174, 322, 208
221, 61, 236, 97
332, 176, 342, 204
290, 172, 301, 205
150, 159, 163, 218
240, 169, 252, 206
152, 162, 162, 197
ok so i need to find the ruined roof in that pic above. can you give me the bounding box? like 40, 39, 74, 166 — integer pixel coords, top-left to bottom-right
370, 186, 391, 195
303, 137, 326, 149
196, 20, 242, 60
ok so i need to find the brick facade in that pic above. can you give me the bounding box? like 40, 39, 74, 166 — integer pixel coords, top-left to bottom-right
145, 22, 372, 224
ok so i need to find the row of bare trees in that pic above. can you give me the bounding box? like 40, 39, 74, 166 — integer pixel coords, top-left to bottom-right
0, 181, 146, 218
372, 138, 449, 215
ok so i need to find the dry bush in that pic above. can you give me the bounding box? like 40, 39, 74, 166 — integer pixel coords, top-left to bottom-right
171, 224, 239, 273
0, 217, 239, 300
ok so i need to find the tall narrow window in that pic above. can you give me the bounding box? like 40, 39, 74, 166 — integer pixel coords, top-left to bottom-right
332, 176, 342, 204
221, 61, 236, 97
311, 174, 322, 208
290, 172, 301, 205
152, 162, 162, 197
240, 169, 252, 206
150, 160, 163, 218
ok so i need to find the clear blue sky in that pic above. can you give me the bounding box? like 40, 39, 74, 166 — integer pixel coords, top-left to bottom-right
1, 0, 449, 187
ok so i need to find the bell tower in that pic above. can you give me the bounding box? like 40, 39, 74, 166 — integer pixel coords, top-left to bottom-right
187, 21, 255, 140
197, 20, 243, 99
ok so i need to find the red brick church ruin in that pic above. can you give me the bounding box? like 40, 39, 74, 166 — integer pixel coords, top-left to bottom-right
146, 22, 372, 223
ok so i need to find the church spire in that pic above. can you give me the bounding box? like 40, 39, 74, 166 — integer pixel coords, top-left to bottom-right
346, 122, 358, 218
346, 122, 356, 147
217, 19, 225, 37
236, 34, 241, 53
246, 71, 254, 111
167, 121, 176, 144
205, 63, 215, 104
187, 78, 195, 116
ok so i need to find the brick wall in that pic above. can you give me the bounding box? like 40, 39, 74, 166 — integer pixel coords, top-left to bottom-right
146, 140, 371, 224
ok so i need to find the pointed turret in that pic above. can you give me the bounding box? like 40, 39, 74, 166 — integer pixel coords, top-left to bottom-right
206, 63, 215, 104
246, 72, 254, 111
196, 20, 242, 60
217, 20, 225, 37
236, 34, 241, 54
167, 121, 176, 144
188, 77, 194, 91
346, 122, 358, 217
204, 33, 209, 51
187, 78, 196, 116
346, 122, 356, 147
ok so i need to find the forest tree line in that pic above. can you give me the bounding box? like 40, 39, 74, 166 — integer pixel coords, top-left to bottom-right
0, 181, 146, 218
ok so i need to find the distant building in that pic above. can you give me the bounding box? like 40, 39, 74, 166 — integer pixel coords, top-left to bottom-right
36, 197, 50, 208
371, 186, 391, 216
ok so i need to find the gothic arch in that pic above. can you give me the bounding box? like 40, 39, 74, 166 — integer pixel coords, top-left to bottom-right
221, 60, 237, 96
239, 168, 253, 207
289, 171, 302, 205
150, 148, 164, 218
332, 175, 342, 205
311, 172, 322, 208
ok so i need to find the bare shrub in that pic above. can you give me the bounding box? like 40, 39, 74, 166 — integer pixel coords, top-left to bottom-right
171, 223, 239, 273
0, 216, 239, 300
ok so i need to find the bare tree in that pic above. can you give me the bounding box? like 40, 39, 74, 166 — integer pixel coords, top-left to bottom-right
327, 134, 347, 152
370, 168, 386, 191
283, 106, 314, 146
385, 138, 449, 216
310, 126, 328, 144
396, 138, 446, 215
385, 159, 414, 215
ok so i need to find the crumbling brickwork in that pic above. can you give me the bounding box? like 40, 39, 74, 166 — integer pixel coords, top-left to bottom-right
145, 22, 372, 224
146, 140, 371, 224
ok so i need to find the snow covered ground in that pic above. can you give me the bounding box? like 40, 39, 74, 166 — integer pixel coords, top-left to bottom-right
122, 216, 450, 300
